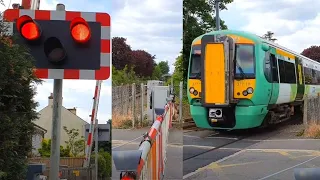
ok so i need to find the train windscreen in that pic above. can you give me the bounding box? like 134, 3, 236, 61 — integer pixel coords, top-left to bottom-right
189, 45, 201, 79
235, 44, 255, 79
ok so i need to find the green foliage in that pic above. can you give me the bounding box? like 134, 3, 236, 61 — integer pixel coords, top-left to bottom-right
262, 31, 277, 42
38, 139, 71, 157
112, 65, 144, 86
157, 61, 170, 75
152, 64, 162, 80
182, 0, 233, 80
0, 7, 43, 179
91, 150, 112, 178
63, 126, 85, 157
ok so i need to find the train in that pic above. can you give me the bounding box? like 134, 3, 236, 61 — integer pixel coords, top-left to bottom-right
187, 30, 320, 130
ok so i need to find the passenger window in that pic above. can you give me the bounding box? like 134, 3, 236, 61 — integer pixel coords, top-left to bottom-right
264, 51, 272, 82
270, 54, 278, 82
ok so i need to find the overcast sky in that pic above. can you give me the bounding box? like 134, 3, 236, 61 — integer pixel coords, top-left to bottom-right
220, 0, 320, 53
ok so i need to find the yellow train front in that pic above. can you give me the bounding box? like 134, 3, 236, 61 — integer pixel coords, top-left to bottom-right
187, 30, 278, 130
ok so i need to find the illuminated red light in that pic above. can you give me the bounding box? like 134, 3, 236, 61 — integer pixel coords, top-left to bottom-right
16, 15, 41, 41
70, 17, 91, 43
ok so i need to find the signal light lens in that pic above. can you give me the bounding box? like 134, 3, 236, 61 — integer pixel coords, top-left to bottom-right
70, 17, 91, 43
16, 15, 41, 41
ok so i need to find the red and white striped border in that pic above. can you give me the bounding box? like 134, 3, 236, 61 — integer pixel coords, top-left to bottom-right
3, 9, 110, 80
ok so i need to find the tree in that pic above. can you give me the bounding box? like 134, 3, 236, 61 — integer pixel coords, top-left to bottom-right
130, 50, 155, 77
0, 5, 43, 179
90, 150, 111, 178
183, 0, 233, 81
263, 31, 277, 42
152, 64, 162, 80
157, 61, 170, 75
112, 37, 133, 70
63, 126, 85, 157
38, 139, 71, 157
301, 45, 320, 62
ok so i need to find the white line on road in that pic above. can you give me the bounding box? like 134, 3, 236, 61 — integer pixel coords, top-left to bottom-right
257, 155, 320, 180
183, 144, 320, 153
184, 134, 320, 142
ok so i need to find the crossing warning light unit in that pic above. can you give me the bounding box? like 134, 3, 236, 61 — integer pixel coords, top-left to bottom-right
3, 9, 111, 80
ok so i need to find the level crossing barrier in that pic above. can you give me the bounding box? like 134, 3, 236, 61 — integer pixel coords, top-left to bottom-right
113, 99, 174, 180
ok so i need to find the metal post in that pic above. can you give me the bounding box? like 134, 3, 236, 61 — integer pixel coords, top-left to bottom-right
49, 5, 65, 180
179, 81, 183, 124
132, 83, 136, 128
171, 77, 174, 94
95, 119, 98, 180
215, 0, 220, 31
303, 95, 308, 128
140, 83, 144, 126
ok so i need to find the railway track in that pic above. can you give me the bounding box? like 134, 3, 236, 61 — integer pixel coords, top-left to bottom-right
183, 114, 303, 162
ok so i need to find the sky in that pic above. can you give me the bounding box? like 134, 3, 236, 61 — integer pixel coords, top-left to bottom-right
0, 0, 182, 124
220, 0, 320, 54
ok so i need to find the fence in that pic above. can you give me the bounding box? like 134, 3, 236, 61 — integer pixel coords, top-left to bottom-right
28, 157, 85, 168
303, 94, 320, 126
112, 81, 183, 128
113, 99, 174, 180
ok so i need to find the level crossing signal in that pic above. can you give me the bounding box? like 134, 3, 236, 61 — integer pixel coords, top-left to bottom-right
3, 9, 111, 80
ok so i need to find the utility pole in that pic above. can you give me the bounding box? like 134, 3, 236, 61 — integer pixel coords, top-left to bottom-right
215, 0, 220, 31
49, 3, 65, 180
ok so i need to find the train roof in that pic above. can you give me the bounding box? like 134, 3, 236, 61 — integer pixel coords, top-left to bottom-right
193, 30, 320, 68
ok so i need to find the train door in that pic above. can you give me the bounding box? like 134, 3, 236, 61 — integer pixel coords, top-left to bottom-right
294, 57, 305, 101
268, 49, 280, 104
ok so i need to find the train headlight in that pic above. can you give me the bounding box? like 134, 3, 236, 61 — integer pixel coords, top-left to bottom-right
189, 87, 195, 94
247, 87, 254, 94
193, 90, 198, 96
242, 90, 248, 96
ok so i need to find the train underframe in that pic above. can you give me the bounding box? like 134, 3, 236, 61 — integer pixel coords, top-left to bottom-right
190, 101, 303, 130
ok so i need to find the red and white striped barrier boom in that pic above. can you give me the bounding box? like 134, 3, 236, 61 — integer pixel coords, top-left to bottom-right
84, 80, 102, 167
113, 100, 174, 180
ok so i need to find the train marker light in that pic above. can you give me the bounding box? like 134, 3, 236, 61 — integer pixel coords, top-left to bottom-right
16, 15, 41, 41
70, 17, 91, 43
193, 90, 199, 96
189, 87, 195, 94
247, 87, 254, 94
242, 90, 248, 96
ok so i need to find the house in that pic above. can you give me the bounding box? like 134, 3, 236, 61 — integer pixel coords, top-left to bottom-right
34, 93, 89, 147
31, 123, 47, 157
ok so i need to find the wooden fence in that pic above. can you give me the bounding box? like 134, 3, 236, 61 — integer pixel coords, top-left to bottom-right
28, 157, 85, 168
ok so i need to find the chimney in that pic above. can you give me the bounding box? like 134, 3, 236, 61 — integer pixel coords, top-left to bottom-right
68, 107, 77, 115
48, 93, 53, 107
12, 3, 20, 9
48, 93, 63, 107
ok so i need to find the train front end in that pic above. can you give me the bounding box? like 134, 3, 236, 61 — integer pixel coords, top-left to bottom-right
188, 31, 267, 130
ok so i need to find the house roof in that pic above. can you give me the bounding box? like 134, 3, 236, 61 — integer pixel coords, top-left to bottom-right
32, 122, 47, 133
37, 105, 89, 125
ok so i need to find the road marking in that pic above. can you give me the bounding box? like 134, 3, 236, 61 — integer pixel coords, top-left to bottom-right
112, 140, 182, 149
184, 134, 320, 142
183, 147, 248, 179
183, 147, 320, 179
257, 155, 320, 180
204, 161, 262, 170
183, 144, 242, 151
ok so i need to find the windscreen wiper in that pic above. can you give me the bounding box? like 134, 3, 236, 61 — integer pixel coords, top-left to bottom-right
235, 60, 246, 79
